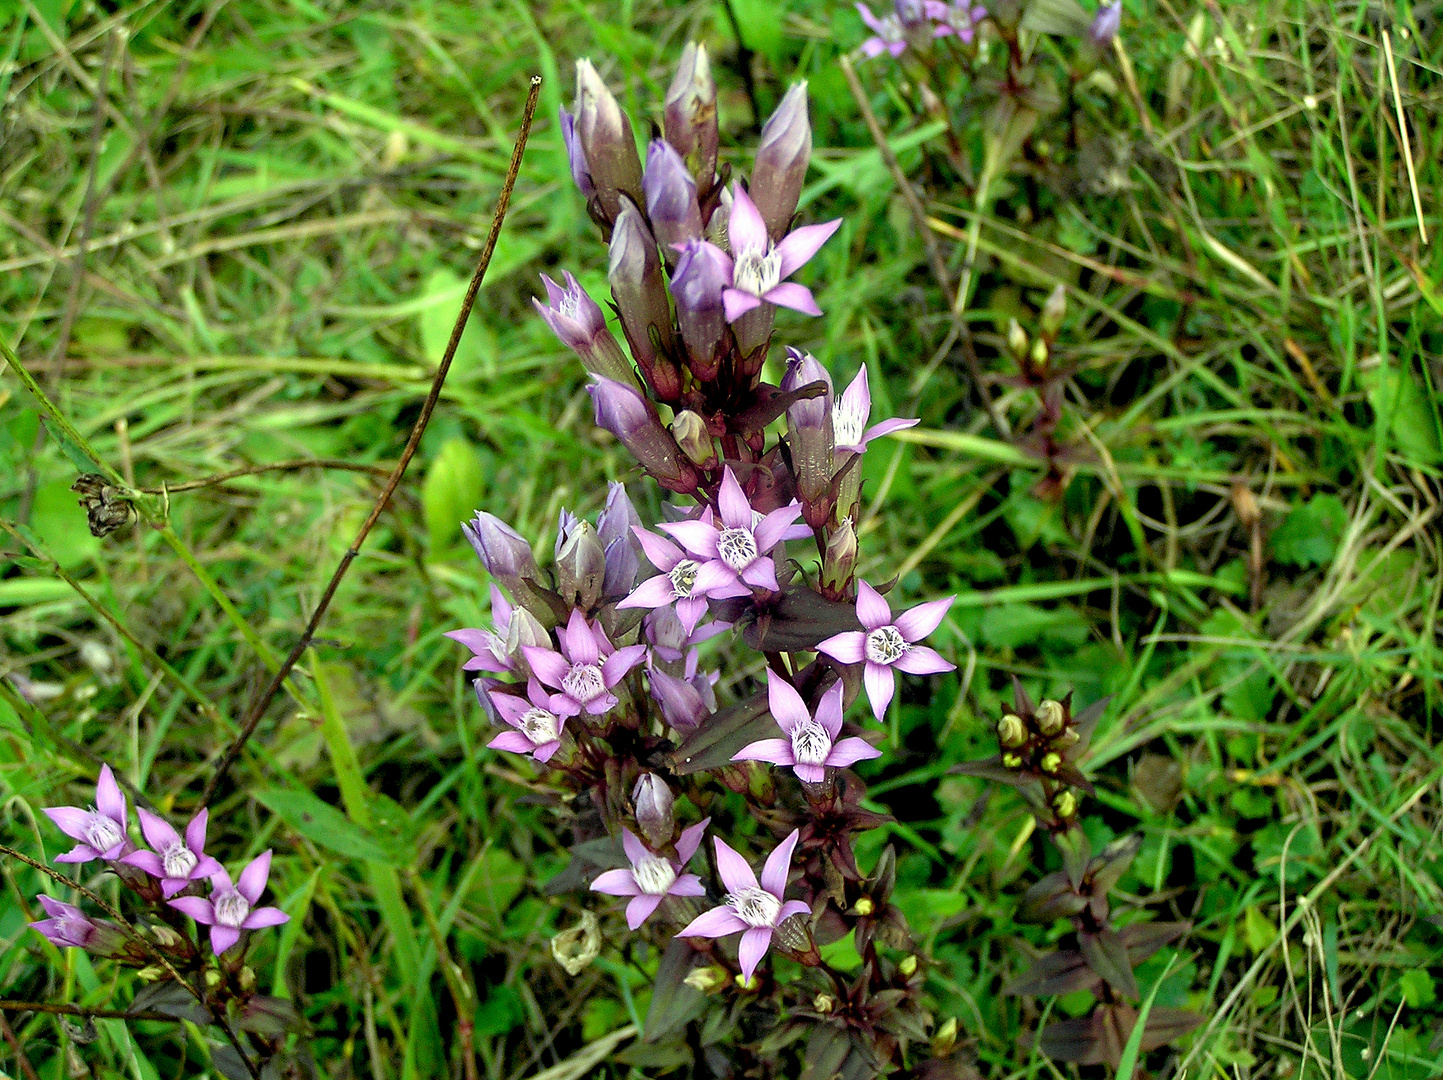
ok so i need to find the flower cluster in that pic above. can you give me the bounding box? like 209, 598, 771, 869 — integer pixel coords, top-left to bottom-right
854, 0, 1120, 60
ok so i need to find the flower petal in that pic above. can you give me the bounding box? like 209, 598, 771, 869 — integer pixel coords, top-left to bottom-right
631, 527, 682, 571
121, 850, 165, 877
488, 730, 535, 755
94, 764, 125, 825
236, 850, 272, 906
726, 183, 768, 258
531, 739, 563, 763
863, 662, 896, 721
855, 580, 892, 630
760, 828, 800, 898
893, 645, 956, 675
669, 873, 707, 897
716, 468, 751, 530
675, 906, 747, 938
591, 868, 642, 897
657, 520, 720, 559
739, 557, 778, 591
893, 596, 955, 643
765, 672, 811, 730
602, 645, 647, 687
169, 896, 215, 924
54, 845, 99, 864
136, 808, 181, 855
621, 828, 648, 866
825, 737, 883, 769
753, 503, 804, 553
184, 809, 209, 856
523, 647, 571, 689
626, 893, 664, 930
816, 630, 866, 665
241, 906, 290, 930
713, 836, 758, 895
583, 691, 619, 715
210, 925, 241, 955
775, 219, 842, 278
858, 416, 920, 447
444, 628, 495, 654
777, 899, 813, 923
693, 559, 748, 598
722, 288, 763, 322
562, 609, 599, 666
856, 2, 885, 33
488, 690, 530, 725
43, 806, 92, 843
762, 281, 822, 316
675, 596, 709, 635
816, 681, 846, 741
731, 738, 794, 767
675, 817, 711, 864
794, 763, 826, 783
737, 926, 773, 983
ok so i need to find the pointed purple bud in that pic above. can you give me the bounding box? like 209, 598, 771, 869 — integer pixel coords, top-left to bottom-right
645, 139, 703, 258
663, 42, 719, 190
559, 108, 595, 198
649, 667, 711, 732
608, 199, 682, 401
597, 482, 643, 556
555, 517, 606, 610
29, 896, 129, 957
671, 239, 730, 382
603, 535, 640, 599
532, 272, 638, 389
782, 349, 835, 524
574, 59, 644, 223
632, 773, 676, 848
750, 83, 813, 241
1088, 1, 1121, 48
463, 512, 540, 595
588, 379, 700, 493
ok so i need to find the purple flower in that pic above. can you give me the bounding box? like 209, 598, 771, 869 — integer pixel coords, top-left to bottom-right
43, 764, 131, 864
618, 519, 751, 634
169, 851, 289, 956
816, 581, 956, 721
1089, 0, 1122, 48
524, 609, 647, 717
657, 467, 805, 593
591, 820, 710, 929
857, 3, 909, 57
486, 678, 567, 762
29, 896, 126, 955
120, 808, 223, 898
648, 666, 712, 732
559, 108, 595, 198
926, 0, 986, 41
709, 183, 840, 323
831, 366, 919, 456
445, 585, 547, 677
643, 605, 730, 665
674, 829, 811, 983
733, 674, 881, 783
532, 272, 636, 388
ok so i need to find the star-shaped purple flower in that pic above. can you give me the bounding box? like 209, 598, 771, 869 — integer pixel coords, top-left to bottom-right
926, 0, 986, 41
657, 467, 804, 594
733, 674, 882, 783
590, 819, 710, 929
169, 851, 289, 956
857, 2, 909, 57
618, 521, 751, 634
643, 605, 730, 666
43, 764, 132, 864
29, 895, 123, 954
816, 581, 956, 721
524, 609, 647, 718
120, 808, 223, 898
486, 678, 568, 762
674, 829, 811, 983
831, 366, 919, 456
707, 182, 840, 323
446, 586, 540, 676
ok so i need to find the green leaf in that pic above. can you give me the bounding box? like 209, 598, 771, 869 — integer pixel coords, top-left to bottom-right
473, 984, 524, 1037
1399, 968, 1435, 1008
254, 788, 398, 864
30, 478, 99, 569
1021, 0, 1093, 36
422, 436, 484, 549
1362, 365, 1443, 465
1270, 494, 1347, 568
1243, 906, 1276, 953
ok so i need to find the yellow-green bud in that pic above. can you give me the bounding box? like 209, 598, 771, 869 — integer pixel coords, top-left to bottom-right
1040, 751, 1063, 774
1050, 728, 1080, 750
238, 966, 256, 993
684, 965, 731, 993
1002, 752, 1024, 769
736, 972, 760, 992
814, 993, 836, 1013
1029, 338, 1049, 367
1035, 699, 1066, 736
204, 969, 224, 989
148, 924, 184, 948
136, 965, 166, 982
851, 896, 875, 916
1053, 789, 1078, 819
672, 410, 716, 467
1041, 284, 1067, 336
550, 911, 601, 976
997, 713, 1028, 748
932, 1016, 959, 1056
899, 954, 919, 977
1007, 318, 1029, 359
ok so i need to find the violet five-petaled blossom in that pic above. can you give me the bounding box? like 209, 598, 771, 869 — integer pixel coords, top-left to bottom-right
169, 851, 289, 956
816, 581, 957, 721
926, 0, 987, 41
590, 819, 710, 929
831, 365, 920, 456
524, 609, 647, 717
29, 895, 113, 951
619, 520, 750, 634
487, 678, 568, 762
733, 674, 882, 783
43, 764, 131, 864
707, 183, 840, 323
857, 3, 910, 57
674, 829, 811, 983
121, 808, 224, 898
445, 586, 518, 675
657, 468, 804, 593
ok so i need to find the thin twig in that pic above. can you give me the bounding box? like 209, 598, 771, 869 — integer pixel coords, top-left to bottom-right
0, 1000, 170, 1021
201, 74, 543, 806
0, 1011, 40, 1080
838, 54, 1005, 436
1381, 30, 1427, 244
137, 458, 394, 494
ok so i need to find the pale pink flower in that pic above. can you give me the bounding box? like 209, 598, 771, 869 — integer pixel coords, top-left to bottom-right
733, 673, 881, 783
169, 851, 289, 956
590, 819, 710, 929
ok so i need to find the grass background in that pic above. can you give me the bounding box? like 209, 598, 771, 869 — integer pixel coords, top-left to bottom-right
1, 0, 1441, 1077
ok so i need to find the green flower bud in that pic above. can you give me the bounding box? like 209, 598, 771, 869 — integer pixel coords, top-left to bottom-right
1002, 752, 1024, 769
814, 993, 836, 1013
997, 713, 1028, 748
851, 896, 875, 916
1007, 318, 1029, 359
684, 965, 731, 993
1041, 284, 1067, 335
1053, 789, 1078, 819
1036, 698, 1066, 735
672, 410, 717, 467
550, 911, 601, 976
899, 954, 919, 977
1040, 751, 1063, 774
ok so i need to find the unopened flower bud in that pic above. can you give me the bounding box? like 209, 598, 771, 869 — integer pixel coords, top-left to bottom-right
574, 59, 643, 222
664, 43, 718, 187
1029, 337, 1049, 368
1089, 0, 1122, 48
597, 482, 643, 554
814, 993, 836, 1013
1041, 284, 1067, 335
1035, 699, 1066, 736
685, 964, 731, 993
555, 518, 606, 610
533, 272, 638, 389
1007, 318, 1029, 359
608, 199, 681, 400
997, 713, 1028, 749
1040, 751, 1063, 774
649, 667, 711, 732
781, 349, 835, 524
644, 140, 702, 258
204, 969, 224, 989
136, 965, 166, 982
632, 773, 675, 848
238, 966, 257, 993
736, 971, 760, 992
670, 239, 730, 381
1050, 728, 1080, 750
822, 517, 857, 593
1052, 789, 1078, 819
463, 512, 540, 591
558, 108, 594, 198
588, 379, 699, 493
602, 537, 640, 600
750, 82, 812, 241
899, 954, 919, 977
672, 410, 717, 467
148, 923, 184, 948
1002, 751, 1024, 769
504, 606, 550, 675
851, 896, 875, 916
551, 910, 601, 975
932, 1016, 958, 1057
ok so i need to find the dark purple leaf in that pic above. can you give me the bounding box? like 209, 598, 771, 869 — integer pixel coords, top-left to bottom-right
128, 981, 212, 1025
1017, 870, 1088, 924
1089, 833, 1142, 895
1039, 1011, 1108, 1065
1011, 674, 1035, 716
1053, 825, 1092, 890
735, 380, 829, 434
1079, 928, 1139, 1001
800, 1023, 852, 1080
644, 939, 707, 1041
950, 756, 1027, 787
1140, 1007, 1203, 1049
1118, 920, 1190, 965
741, 587, 864, 652
1004, 950, 1102, 996
666, 689, 773, 774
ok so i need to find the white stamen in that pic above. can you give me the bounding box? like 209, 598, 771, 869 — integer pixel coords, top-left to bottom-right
831, 397, 867, 446
633, 855, 677, 896
865, 626, 909, 665
161, 841, 198, 880
732, 247, 783, 298
558, 289, 583, 321
563, 663, 607, 704
669, 560, 700, 598
716, 527, 758, 570
212, 888, 250, 929
84, 811, 123, 854
519, 707, 560, 744
725, 886, 782, 928
790, 718, 833, 766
